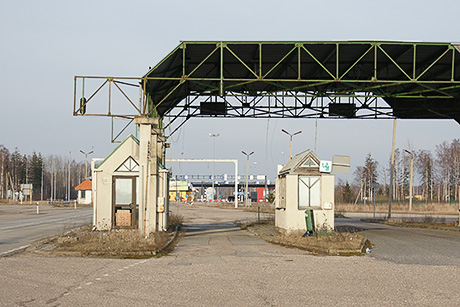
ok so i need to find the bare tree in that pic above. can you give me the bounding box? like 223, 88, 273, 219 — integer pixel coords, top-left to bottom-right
417, 149, 434, 201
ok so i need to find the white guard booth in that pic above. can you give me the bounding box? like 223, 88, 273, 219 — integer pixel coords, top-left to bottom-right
92, 134, 169, 232
275, 150, 334, 233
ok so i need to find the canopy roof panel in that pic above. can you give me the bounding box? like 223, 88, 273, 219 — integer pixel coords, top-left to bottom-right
141, 41, 460, 122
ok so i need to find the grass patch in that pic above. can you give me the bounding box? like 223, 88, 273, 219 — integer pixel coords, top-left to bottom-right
279, 230, 368, 255
33, 213, 185, 258
51, 225, 173, 258
364, 216, 459, 230
336, 202, 459, 215
243, 219, 369, 256
237, 218, 274, 230
241, 205, 275, 214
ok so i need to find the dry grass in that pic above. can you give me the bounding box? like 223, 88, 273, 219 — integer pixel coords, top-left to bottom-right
366, 216, 459, 229
336, 202, 460, 215
45, 213, 185, 258
238, 219, 275, 229
51, 225, 174, 258
241, 205, 275, 214
276, 229, 366, 253
243, 220, 368, 255
169, 213, 185, 227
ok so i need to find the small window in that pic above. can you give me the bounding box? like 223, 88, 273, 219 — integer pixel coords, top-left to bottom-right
81, 190, 86, 199
115, 157, 139, 172
302, 157, 319, 168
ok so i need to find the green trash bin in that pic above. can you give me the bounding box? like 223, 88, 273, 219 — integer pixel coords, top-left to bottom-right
304, 209, 314, 236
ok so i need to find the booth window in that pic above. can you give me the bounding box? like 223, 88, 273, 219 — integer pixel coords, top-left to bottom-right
298, 176, 321, 208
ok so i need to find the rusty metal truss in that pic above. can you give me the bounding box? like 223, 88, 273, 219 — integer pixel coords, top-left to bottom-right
74, 41, 460, 135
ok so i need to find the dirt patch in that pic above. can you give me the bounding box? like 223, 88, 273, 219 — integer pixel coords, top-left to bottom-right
30, 225, 179, 258
363, 217, 460, 232
336, 202, 459, 215
29, 214, 184, 258
241, 221, 370, 256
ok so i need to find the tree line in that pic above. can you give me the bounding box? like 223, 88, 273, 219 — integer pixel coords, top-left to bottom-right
0, 145, 87, 201
336, 139, 460, 204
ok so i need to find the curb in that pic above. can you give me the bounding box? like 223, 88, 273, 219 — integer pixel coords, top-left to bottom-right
363, 219, 460, 232
1, 245, 31, 258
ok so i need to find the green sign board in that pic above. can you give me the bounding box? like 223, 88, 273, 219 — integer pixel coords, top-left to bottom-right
170, 179, 189, 191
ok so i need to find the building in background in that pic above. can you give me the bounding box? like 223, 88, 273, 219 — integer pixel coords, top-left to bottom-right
75, 179, 92, 205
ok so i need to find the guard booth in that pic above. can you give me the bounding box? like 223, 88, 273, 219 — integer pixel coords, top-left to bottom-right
275, 150, 334, 233
92, 134, 170, 232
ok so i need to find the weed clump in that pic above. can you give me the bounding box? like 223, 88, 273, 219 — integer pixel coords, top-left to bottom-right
169, 213, 185, 228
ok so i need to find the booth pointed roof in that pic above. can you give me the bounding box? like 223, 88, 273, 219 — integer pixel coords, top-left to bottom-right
278, 150, 320, 175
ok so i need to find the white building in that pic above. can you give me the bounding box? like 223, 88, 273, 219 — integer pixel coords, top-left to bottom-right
92, 134, 169, 231
75, 179, 92, 205
275, 150, 335, 233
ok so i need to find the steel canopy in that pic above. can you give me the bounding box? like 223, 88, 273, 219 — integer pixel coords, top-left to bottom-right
143, 41, 460, 123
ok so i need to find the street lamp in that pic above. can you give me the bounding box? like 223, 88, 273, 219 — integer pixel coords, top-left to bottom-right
281, 129, 302, 160
80, 149, 94, 180
404, 149, 414, 211
209, 133, 219, 201
242, 151, 254, 207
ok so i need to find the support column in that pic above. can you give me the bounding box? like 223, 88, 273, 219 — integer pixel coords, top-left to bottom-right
135, 117, 165, 236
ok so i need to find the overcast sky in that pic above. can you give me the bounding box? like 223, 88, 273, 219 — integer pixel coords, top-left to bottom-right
1, 0, 460, 184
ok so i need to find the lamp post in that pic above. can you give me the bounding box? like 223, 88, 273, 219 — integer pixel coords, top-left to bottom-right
209, 133, 219, 201
242, 151, 254, 207
405, 149, 414, 211
80, 149, 94, 180
281, 129, 302, 160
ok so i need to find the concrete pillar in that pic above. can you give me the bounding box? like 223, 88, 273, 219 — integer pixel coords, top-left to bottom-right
135, 117, 165, 236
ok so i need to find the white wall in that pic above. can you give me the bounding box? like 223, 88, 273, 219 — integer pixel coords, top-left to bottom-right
275, 173, 334, 233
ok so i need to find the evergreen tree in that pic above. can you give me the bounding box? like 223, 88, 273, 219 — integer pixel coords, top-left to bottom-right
343, 181, 353, 203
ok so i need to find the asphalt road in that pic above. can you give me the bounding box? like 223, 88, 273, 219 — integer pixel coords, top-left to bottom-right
336, 214, 460, 266
0, 204, 92, 256
1, 204, 460, 306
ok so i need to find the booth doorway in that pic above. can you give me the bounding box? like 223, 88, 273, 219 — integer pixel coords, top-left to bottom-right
112, 176, 138, 228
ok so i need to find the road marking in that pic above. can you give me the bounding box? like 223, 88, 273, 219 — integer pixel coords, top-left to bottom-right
73, 259, 150, 297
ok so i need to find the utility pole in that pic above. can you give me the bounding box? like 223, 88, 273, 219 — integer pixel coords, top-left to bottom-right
281, 129, 302, 160
242, 151, 254, 207
80, 149, 94, 180
388, 119, 397, 219
68, 151, 71, 201
209, 133, 219, 201
405, 149, 414, 212
41, 164, 43, 201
